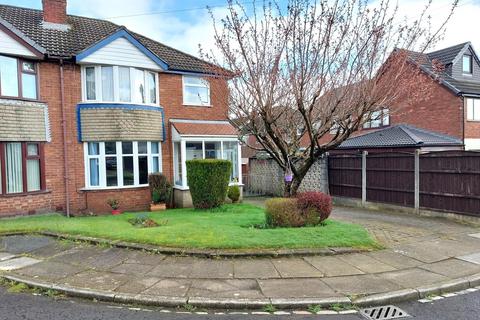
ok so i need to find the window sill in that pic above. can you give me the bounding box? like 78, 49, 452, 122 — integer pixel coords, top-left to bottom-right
182, 103, 212, 107
0, 190, 51, 197
0, 96, 46, 104
466, 119, 480, 122
80, 185, 149, 191
80, 101, 162, 108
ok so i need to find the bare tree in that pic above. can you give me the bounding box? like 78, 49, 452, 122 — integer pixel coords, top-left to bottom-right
203, 0, 457, 196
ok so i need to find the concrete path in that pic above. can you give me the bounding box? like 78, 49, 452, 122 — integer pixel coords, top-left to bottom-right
1, 203, 480, 309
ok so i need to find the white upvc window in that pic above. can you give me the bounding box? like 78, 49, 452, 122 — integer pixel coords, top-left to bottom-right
463, 54, 473, 75
363, 108, 390, 129
82, 65, 159, 105
84, 141, 162, 189
172, 138, 241, 189
182, 75, 210, 106
466, 98, 480, 121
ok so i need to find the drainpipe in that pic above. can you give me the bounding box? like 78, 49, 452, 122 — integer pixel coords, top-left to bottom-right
59, 59, 71, 217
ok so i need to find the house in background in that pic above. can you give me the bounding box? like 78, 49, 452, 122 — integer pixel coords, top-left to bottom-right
0, 0, 241, 216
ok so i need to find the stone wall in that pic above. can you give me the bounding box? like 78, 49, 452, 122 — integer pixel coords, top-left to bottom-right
246, 156, 329, 196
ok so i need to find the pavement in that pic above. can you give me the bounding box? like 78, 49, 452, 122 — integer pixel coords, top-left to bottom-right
1, 200, 480, 310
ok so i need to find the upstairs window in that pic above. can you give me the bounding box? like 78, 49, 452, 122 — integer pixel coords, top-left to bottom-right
466, 98, 480, 121
363, 108, 390, 129
183, 76, 210, 106
463, 55, 473, 74
83, 66, 158, 105
0, 55, 38, 100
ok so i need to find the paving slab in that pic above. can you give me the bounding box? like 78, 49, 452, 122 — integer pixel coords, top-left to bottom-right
392, 243, 451, 263
377, 268, 450, 288
28, 241, 75, 259
233, 259, 280, 279
303, 256, 364, 277
189, 260, 234, 279
15, 261, 87, 281
0, 235, 53, 254
109, 263, 155, 275
61, 270, 130, 291
114, 277, 161, 294
419, 259, 480, 278
188, 279, 264, 299
0, 257, 40, 271
337, 253, 397, 273
123, 251, 165, 265
365, 250, 424, 269
146, 257, 196, 278
457, 252, 480, 265
141, 279, 191, 297
322, 274, 403, 296
271, 258, 323, 278
469, 233, 480, 239
258, 278, 342, 298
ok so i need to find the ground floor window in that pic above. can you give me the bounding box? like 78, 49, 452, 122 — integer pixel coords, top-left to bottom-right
173, 139, 240, 188
84, 141, 161, 189
0, 142, 44, 195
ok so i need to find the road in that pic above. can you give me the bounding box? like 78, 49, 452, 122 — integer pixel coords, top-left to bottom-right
0, 286, 478, 320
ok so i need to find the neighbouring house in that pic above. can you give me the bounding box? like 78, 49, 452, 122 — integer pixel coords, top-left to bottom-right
0, 0, 241, 216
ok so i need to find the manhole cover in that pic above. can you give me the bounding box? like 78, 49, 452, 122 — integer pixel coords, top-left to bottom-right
360, 305, 409, 320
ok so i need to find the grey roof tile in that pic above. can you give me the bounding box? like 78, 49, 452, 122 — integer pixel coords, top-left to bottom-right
0, 4, 216, 74
337, 124, 463, 149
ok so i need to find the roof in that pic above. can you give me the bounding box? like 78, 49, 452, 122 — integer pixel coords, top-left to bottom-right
0, 4, 217, 74
407, 42, 480, 96
171, 120, 238, 136
337, 124, 463, 149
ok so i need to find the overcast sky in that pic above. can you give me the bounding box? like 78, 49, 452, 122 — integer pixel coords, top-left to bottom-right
2, 0, 479, 57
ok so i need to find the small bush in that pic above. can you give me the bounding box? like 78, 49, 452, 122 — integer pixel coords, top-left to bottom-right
186, 159, 232, 209
296, 192, 332, 224
107, 198, 119, 210
227, 185, 241, 203
148, 173, 172, 204
265, 198, 305, 227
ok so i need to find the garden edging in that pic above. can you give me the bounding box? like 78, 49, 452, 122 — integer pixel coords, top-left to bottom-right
0, 231, 370, 258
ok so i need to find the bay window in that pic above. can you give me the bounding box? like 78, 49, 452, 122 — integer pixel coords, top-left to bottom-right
82, 65, 158, 105
0, 55, 38, 100
0, 142, 44, 195
183, 76, 210, 106
173, 139, 241, 188
84, 141, 162, 189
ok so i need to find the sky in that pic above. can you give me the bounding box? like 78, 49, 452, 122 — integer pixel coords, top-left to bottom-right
1, 0, 479, 58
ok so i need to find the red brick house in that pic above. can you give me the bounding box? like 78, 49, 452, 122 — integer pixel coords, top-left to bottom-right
0, 0, 241, 216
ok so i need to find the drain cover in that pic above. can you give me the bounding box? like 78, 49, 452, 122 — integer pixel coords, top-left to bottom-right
360, 305, 409, 320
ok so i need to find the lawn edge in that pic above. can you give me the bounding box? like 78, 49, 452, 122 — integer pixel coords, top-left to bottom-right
0, 231, 373, 258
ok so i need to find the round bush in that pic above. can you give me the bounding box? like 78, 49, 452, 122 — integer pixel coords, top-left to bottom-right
186, 159, 232, 209
227, 185, 241, 203
265, 198, 305, 227
296, 191, 332, 224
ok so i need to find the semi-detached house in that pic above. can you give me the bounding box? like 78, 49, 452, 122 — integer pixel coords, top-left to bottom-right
0, 0, 241, 216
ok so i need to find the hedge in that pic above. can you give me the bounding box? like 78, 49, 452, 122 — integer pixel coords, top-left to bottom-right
186, 159, 232, 209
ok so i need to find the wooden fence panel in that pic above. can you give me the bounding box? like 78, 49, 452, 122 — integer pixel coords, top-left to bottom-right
419, 151, 480, 216
366, 153, 415, 207
328, 154, 362, 199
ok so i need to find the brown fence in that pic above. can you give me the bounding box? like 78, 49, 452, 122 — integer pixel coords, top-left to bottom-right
328, 151, 480, 217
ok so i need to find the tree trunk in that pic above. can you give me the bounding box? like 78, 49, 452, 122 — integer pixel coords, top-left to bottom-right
283, 175, 303, 197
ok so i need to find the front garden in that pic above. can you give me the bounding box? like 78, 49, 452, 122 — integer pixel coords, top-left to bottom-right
0, 203, 377, 250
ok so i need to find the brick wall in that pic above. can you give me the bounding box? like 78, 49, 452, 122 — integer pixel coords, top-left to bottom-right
0, 63, 230, 216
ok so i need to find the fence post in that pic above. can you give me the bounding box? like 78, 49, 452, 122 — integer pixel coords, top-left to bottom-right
362, 151, 368, 206
414, 150, 420, 213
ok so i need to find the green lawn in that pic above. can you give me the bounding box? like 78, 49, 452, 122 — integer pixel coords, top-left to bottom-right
0, 204, 378, 250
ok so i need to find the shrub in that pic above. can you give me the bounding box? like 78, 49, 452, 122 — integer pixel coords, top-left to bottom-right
186, 159, 232, 209
148, 173, 172, 204
107, 198, 119, 210
227, 184, 241, 203
265, 198, 305, 227
296, 191, 332, 224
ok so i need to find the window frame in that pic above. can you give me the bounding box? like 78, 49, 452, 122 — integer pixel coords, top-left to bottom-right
463, 54, 473, 75
182, 75, 211, 106
363, 108, 390, 129
0, 54, 39, 101
0, 142, 45, 196
466, 97, 480, 121
81, 65, 159, 106
83, 141, 162, 190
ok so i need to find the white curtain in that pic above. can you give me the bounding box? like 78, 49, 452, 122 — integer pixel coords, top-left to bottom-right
6, 143, 23, 193
101, 66, 114, 101
119, 67, 131, 102
27, 159, 40, 192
